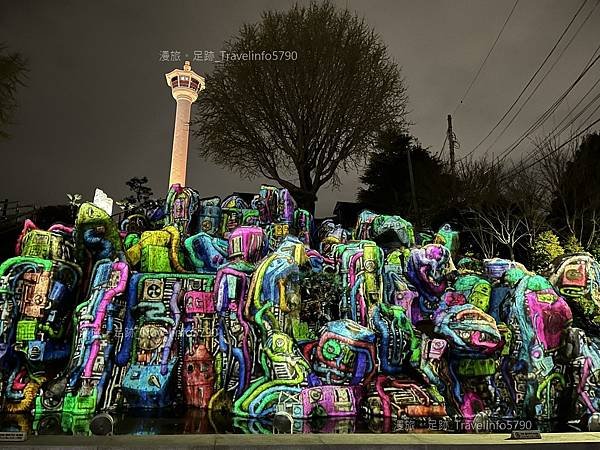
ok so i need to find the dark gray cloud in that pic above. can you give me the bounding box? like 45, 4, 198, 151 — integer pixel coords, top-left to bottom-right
1, 0, 597, 216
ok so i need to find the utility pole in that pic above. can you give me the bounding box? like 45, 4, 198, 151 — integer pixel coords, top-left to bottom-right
447, 114, 459, 202
406, 146, 419, 226
447, 114, 456, 177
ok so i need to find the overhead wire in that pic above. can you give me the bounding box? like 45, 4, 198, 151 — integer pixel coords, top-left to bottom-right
497, 116, 600, 183
492, 43, 600, 166
438, 0, 520, 161
459, 0, 590, 161
477, 0, 600, 159
543, 75, 600, 138
452, 0, 520, 116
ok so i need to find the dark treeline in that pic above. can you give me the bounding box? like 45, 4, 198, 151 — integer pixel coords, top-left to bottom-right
358, 130, 600, 270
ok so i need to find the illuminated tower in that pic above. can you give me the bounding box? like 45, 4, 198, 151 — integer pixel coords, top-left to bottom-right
165, 61, 205, 187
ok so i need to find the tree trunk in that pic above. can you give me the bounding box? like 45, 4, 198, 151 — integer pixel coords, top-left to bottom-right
290, 189, 317, 215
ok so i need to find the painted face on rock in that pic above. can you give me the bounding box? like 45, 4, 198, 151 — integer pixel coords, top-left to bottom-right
419, 245, 451, 293
434, 304, 503, 355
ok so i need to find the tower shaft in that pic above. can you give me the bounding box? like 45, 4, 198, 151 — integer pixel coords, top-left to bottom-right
169, 98, 192, 186
165, 61, 205, 188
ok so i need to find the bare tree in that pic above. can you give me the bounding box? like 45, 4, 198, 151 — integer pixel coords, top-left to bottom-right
454, 156, 506, 207
505, 163, 548, 251
462, 208, 497, 259
193, 2, 408, 212
455, 130, 600, 260
468, 205, 530, 260
534, 132, 600, 249
456, 157, 533, 260
533, 133, 577, 219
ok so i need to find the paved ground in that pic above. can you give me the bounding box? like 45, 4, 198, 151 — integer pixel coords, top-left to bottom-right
2, 432, 600, 449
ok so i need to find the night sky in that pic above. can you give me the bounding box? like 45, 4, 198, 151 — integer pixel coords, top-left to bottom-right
1, 0, 598, 216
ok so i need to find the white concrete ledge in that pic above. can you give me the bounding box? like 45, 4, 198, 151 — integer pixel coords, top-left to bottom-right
2, 432, 600, 449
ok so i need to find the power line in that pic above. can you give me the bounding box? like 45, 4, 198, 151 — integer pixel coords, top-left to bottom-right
492, 44, 600, 166
486, 36, 600, 167
460, 0, 590, 161
576, 98, 600, 133
477, 0, 600, 159
544, 76, 600, 137
494, 51, 600, 165
440, 0, 519, 162
453, 0, 520, 116
551, 90, 600, 138
498, 116, 600, 183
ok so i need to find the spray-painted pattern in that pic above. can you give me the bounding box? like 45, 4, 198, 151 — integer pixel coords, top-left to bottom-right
2, 183, 600, 435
